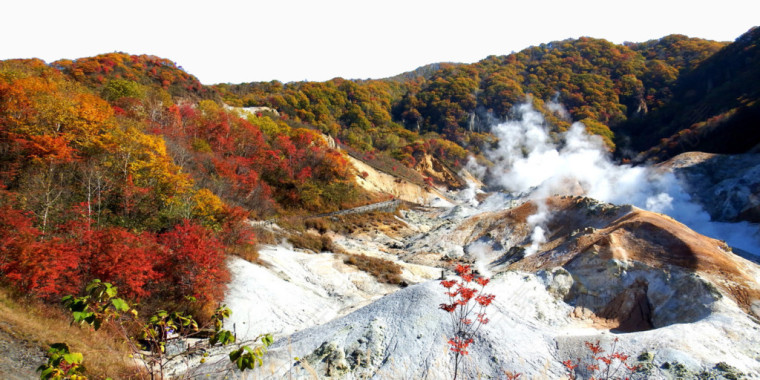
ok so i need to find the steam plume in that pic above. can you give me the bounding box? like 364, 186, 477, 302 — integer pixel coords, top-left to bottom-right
484, 104, 760, 257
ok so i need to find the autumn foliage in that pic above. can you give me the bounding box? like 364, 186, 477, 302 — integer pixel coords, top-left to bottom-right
439, 264, 495, 379
0, 202, 227, 304
162, 100, 360, 214
0, 30, 747, 321
0, 52, 367, 314
158, 220, 229, 303
563, 338, 639, 380
0, 58, 235, 309
217, 34, 730, 161
52, 52, 214, 100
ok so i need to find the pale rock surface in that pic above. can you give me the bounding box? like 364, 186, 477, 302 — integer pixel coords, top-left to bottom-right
224, 246, 395, 338
198, 273, 760, 379
348, 155, 448, 205
187, 191, 760, 379
661, 152, 760, 223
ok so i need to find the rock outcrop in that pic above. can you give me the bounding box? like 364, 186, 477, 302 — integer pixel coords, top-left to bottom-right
189, 194, 760, 379
347, 155, 451, 205
661, 152, 760, 223
414, 153, 467, 190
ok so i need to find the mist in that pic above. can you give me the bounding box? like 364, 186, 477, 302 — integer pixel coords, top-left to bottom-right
482, 104, 760, 257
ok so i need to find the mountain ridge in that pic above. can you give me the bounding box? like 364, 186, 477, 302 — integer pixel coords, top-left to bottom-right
1, 27, 759, 379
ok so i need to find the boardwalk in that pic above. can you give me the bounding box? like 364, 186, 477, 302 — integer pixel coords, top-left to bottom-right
248, 199, 413, 226
306, 199, 408, 219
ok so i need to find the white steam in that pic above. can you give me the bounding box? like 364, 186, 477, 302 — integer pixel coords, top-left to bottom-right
546, 97, 571, 121
485, 104, 760, 257
466, 241, 494, 278
524, 201, 549, 257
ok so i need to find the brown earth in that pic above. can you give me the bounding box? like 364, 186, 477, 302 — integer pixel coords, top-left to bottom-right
450, 196, 760, 331
414, 153, 467, 190
510, 196, 760, 325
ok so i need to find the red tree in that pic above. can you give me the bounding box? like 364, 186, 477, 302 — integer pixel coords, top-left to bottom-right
158, 220, 229, 304
439, 264, 496, 380
0, 206, 81, 298
87, 227, 162, 300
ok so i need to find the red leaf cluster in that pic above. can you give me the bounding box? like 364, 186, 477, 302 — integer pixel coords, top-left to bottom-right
439, 261, 496, 378
447, 337, 473, 355
0, 205, 228, 304
564, 338, 639, 380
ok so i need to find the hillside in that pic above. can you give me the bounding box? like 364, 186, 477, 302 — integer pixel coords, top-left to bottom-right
215, 33, 730, 160
185, 195, 760, 379
0, 54, 371, 324
1, 27, 759, 379
618, 27, 760, 162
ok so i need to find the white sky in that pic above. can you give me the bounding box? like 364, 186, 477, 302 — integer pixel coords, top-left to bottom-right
2, 0, 758, 84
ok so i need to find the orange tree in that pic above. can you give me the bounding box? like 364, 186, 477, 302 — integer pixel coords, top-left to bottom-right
439, 264, 495, 380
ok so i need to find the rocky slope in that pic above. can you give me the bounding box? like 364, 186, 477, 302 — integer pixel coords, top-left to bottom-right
0, 329, 45, 380
184, 190, 760, 379
174, 139, 760, 379
349, 155, 445, 205
660, 152, 760, 224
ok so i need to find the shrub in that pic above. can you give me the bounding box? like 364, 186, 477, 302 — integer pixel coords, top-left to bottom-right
327, 211, 407, 235
305, 218, 330, 234
563, 338, 639, 380
55, 279, 273, 379
343, 254, 403, 284
439, 264, 495, 380
157, 220, 229, 305
287, 232, 332, 253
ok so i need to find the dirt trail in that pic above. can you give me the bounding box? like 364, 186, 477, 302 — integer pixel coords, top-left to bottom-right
0, 326, 45, 379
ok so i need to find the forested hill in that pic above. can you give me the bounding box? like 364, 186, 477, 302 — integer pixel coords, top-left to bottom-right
0, 27, 756, 319
0, 53, 366, 314
1, 27, 759, 377
214, 32, 732, 160
618, 26, 760, 162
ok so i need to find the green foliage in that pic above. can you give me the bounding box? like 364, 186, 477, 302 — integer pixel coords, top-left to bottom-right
62, 280, 131, 331
214, 77, 424, 163
229, 334, 274, 371
215, 33, 729, 162
627, 34, 727, 73
142, 309, 199, 354
102, 79, 145, 102
580, 118, 615, 149
619, 27, 760, 161
59, 280, 269, 378
396, 64, 480, 142
37, 343, 87, 380
209, 305, 236, 346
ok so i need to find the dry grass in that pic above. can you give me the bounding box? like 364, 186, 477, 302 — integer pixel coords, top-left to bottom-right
304, 218, 330, 234
228, 242, 261, 263
341, 144, 427, 187
249, 225, 281, 246
287, 232, 334, 253
314, 211, 407, 235
0, 286, 140, 379
343, 254, 404, 285
277, 215, 308, 232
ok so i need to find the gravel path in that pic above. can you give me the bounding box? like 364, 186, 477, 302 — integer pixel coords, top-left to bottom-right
0, 325, 46, 380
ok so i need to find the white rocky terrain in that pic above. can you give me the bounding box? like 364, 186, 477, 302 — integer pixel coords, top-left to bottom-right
180, 108, 760, 379
178, 190, 760, 379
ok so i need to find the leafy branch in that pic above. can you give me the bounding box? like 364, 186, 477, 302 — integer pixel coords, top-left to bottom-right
439, 264, 496, 380
43, 279, 272, 379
